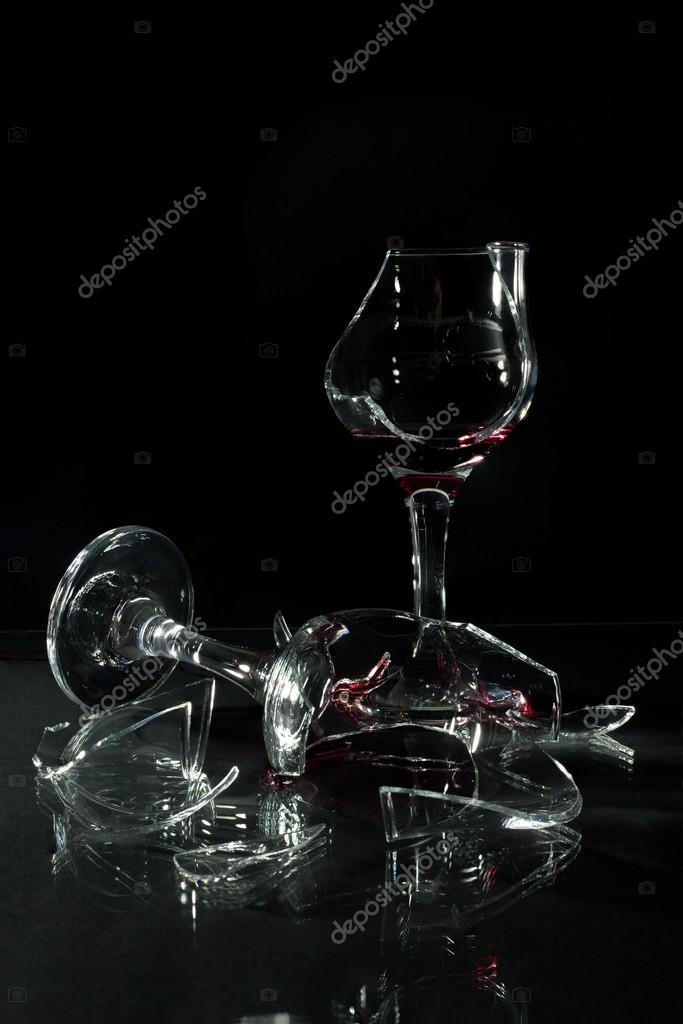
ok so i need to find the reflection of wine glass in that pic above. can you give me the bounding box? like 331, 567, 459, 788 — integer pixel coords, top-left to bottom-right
325, 242, 535, 622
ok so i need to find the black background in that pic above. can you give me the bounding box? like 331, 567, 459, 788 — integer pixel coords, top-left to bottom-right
3, 5, 681, 640
2, 10, 682, 1024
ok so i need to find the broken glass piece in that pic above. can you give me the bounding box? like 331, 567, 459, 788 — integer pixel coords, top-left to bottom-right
48, 527, 562, 776
33, 679, 238, 835
560, 704, 635, 735
316, 612, 561, 741
304, 716, 580, 839
376, 722, 581, 842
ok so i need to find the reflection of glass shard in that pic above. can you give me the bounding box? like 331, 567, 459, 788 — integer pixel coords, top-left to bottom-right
174, 825, 330, 907
372, 973, 546, 1023
381, 815, 580, 931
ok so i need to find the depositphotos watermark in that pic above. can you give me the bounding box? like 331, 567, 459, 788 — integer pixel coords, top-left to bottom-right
332, 0, 435, 83
78, 187, 207, 298
584, 628, 683, 726
583, 200, 682, 298
331, 830, 458, 944
77, 616, 207, 725
331, 401, 460, 514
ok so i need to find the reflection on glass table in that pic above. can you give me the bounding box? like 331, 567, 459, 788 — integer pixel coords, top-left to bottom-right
34, 691, 581, 931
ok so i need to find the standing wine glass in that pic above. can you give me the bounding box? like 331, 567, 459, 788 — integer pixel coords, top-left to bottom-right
325, 243, 541, 708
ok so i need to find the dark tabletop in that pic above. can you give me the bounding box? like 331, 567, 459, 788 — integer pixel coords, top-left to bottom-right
1, 623, 681, 1023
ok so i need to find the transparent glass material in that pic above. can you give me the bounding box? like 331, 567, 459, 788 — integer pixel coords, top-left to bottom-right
381, 816, 580, 931
48, 815, 171, 911
282, 779, 579, 939
47, 525, 565, 777
47, 528, 634, 780
315, 609, 561, 739
325, 243, 534, 623
174, 824, 329, 905
537, 707, 636, 772
301, 718, 581, 841
33, 678, 238, 834
562, 704, 635, 734
38, 767, 330, 911
47, 526, 343, 777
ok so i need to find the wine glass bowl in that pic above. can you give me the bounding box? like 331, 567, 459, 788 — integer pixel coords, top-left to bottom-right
325, 243, 535, 625
325, 243, 535, 492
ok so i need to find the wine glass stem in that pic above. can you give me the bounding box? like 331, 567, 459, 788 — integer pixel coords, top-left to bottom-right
407, 489, 453, 620
128, 608, 270, 701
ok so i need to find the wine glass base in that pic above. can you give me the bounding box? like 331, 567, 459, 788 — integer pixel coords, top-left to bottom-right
47, 526, 194, 713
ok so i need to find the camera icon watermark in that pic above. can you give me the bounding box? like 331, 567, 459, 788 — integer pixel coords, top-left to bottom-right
638, 451, 655, 465
512, 987, 531, 1003
259, 342, 278, 358
260, 128, 277, 142
8, 774, 26, 787
8, 343, 26, 357
8, 127, 27, 143
638, 880, 656, 894
260, 557, 278, 572
512, 126, 531, 142
259, 988, 277, 1002
8, 556, 28, 574
7, 988, 27, 1004
134, 451, 152, 465
638, 20, 655, 33
133, 881, 151, 894
134, 20, 151, 34
512, 556, 532, 573
387, 235, 404, 249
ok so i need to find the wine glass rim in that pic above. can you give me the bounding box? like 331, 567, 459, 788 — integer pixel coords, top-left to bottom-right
387, 242, 530, 255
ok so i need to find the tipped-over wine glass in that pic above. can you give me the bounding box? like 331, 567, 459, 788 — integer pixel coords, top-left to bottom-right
47, 526, 567, 778
47, 526, 344, 776
325, 242, 539, 708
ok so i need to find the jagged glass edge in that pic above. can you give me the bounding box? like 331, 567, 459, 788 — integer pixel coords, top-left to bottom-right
134, 678, 217, 778
381, 820, 581, 935
380, 786, 582, 842
35, 679, 218, 783
173, 823, 329, 887
33, 681, 238, 834
561, 705, 635, 734
34, 701, 194, 781
48, 765, 239, 836
462, 623, 561, 739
